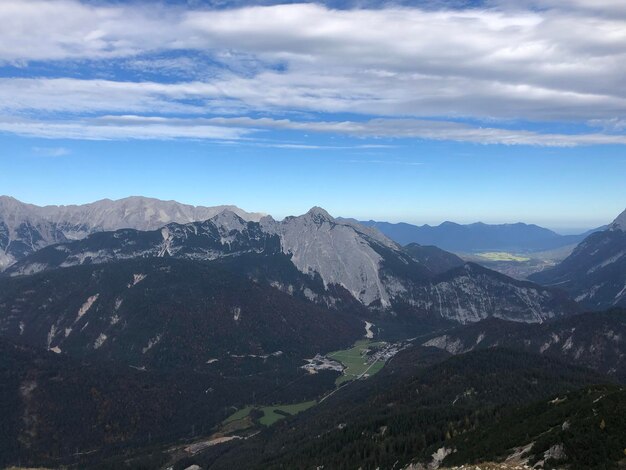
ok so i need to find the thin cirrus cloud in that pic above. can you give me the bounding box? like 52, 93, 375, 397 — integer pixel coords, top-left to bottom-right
0, 0, 625, 146
4, 115, 626, 147
31, 146, 71, 157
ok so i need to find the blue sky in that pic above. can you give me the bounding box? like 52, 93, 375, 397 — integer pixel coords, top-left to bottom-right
1, 0, 625, 231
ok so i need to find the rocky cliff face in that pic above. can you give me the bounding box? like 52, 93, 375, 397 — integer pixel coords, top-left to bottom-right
404, 263, 576, 324
0, 214, 67, 270
262, 207, 424, 307
5, 211, 280, 277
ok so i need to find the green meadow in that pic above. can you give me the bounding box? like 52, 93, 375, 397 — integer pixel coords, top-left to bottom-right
223, 400, 317, 428
258, 401, 317, 426
329, 339, 386, 385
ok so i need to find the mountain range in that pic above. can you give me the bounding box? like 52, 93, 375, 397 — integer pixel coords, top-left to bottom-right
359, 219, 604, 253
1, 195, 625, 469
0, 195, 265, 270
2, 196, 609, 273
3, 205, 576, 325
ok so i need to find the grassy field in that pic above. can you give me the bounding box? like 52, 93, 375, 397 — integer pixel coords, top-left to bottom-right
223, 400, 317, 428
329, 339, 386, 385
475, 251, 531, 262
258, 401, 317, 426
223, 406, 254, 424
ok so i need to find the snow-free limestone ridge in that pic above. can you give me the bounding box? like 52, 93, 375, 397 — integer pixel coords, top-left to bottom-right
262, 206, 409, 306
7, 207, 417, 308
0, 195, 265, 270
6, 210, 280, 276
5, 206, 575, 324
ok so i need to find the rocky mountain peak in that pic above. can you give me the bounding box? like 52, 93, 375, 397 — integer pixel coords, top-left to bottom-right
0, 195, 38, 221
303, 206, 335, 224
209, 210, 247, 232
0, 195, 21, 207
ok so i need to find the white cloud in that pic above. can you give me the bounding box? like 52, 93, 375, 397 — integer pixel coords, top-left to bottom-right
589, 118, 626, 131
92, 115, 626, 146
4, 114, 626, 147
0, 1, 624, 140
0, 1, 178, 62
0, 116, 249, 141
2, 73, 625, 123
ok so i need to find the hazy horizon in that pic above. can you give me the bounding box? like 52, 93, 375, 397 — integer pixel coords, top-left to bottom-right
2, 193, 612, 235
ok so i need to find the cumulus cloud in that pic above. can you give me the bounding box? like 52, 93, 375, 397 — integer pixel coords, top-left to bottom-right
0, 0, 624, 143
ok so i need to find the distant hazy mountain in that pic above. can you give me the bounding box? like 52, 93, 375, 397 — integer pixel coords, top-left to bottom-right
5, 207, 576, 325
529, 208, 626, 310
0, 196, 265, 270
360, 219, 604, 253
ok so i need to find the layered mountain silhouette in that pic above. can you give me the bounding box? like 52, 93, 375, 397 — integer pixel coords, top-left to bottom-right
360, 219, 604, 253
3, 207, 576, 325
